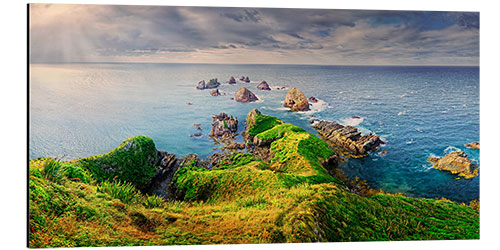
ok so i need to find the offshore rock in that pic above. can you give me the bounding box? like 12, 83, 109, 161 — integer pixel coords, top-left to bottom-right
312, 120, 383, 156
210, 113, 238, 137
465, 142, 480, 149
308, 96, 319, 103
229, 76, 236, 84
428, 151, 478, 179
235, 87, 258, 102
206, 78, 221, 89
210, 88, 221, 96
257, 80, 271, 90
196, 80, 206, 90
284, 88, 310, 111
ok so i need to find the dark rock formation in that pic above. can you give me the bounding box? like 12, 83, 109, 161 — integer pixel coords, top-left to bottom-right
223, 142, 246, 150
210, 88, 221, 96
210, 113, 238, 137
196, 80, 206, 90
206, 78, 220, 89
235, 87, 258, 102
312, 120, 383, 156
465, 142, 480, 149
257, 81, 271, 90
145, 152, 207, 198
196, 79, 220, 89
229, 76, 236, 84
428, 151, 478, 178
244, 76, 250, 83
284, 88, 310, 111
308, 96, 319, 103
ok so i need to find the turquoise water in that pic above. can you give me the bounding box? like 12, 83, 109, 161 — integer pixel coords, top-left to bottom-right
29, 63, 479, 202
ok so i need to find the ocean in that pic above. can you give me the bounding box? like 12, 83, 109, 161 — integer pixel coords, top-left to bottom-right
29, 63, 479, 203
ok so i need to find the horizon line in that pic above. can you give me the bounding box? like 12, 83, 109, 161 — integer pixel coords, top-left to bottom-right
29, 61, 480, 67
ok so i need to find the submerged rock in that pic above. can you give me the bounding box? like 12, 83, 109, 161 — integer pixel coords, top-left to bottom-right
235, 87, 258, 102
312, 120, 383, 156
308, 96, 319, 103
210, 113, 238, 137
284, 88, 310, 111
229, 76, 236, 84
465, 142, 480, 149
210, 88, 221, 96
428, 151, 478, 179
257, 80, 271, 90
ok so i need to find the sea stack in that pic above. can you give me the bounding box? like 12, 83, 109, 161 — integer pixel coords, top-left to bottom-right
229, 76, 236, 84
257, 80, 271, 90
284, 88, 310, 111
235, 87, 258, 102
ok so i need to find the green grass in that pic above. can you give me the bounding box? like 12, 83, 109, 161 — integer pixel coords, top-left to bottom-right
29, 112, 479, 247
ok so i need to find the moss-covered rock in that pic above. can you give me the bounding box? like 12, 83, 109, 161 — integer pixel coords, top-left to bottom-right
73, 136, 159, 189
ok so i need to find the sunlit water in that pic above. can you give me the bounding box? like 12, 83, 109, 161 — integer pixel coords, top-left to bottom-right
29, 63, 479, 202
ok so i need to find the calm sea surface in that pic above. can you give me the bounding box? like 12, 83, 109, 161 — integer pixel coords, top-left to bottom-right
29, 63, 479, 202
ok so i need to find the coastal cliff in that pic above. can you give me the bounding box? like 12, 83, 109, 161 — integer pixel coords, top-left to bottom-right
29, 110, 479, 247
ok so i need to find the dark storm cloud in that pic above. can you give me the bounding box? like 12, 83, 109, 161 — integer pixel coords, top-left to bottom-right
29, 4, 479, 65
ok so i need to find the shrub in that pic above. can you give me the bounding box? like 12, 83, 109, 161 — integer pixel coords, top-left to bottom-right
143, 195, 165, 209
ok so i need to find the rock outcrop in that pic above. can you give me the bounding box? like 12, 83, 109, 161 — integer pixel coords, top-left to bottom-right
235, 87, 258, 102
465, 142, 480, 149
196, 79, 220, 89
312, 120, 383, 156
308, 96, 319, 103
210, 88, 221, 96
428, 151, 478, 178
229, 76, 236, 84
284, 88, 310, 111
210, 113, 238, 137
257, 80, 271, 90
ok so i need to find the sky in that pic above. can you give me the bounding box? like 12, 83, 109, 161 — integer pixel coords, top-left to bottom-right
29, 4, 479, 65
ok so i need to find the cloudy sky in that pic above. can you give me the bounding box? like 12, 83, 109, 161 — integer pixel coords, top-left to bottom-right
29, 4, 479, 65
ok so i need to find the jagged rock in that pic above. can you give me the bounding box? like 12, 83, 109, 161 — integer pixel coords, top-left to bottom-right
210, 113, 238, 137
196, 79, 220, 89
229, 76, 236, 84
210, 88, 221, 96
235, 87, 258, 102
428, 151, 478, 178
312, 120, 383, 156
308, 96, 319, 103
145, 152, 207, 198
257, 81, 271, 90
206, 78, 220, 89
465, 142, 480, 149
284, 88, 310, 111
223, 142, 246, 150
244, 108, 261, 138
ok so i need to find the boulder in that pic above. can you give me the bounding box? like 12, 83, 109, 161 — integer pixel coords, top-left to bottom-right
235, 87, 258, 102
284, 88, 310, 111
210, 113, 238, 137
428, 151, 478, 178
308, 96, 319, 103
206, 78, 220, 89
465, 142, 480, 149
196, 80, 206, 90
312, 120, 383, 156
210, 88, 221, 96
244, 76, 250, 83
257, 81, 271, 90
223, 142, 246, 150
229, 76, 236, 84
